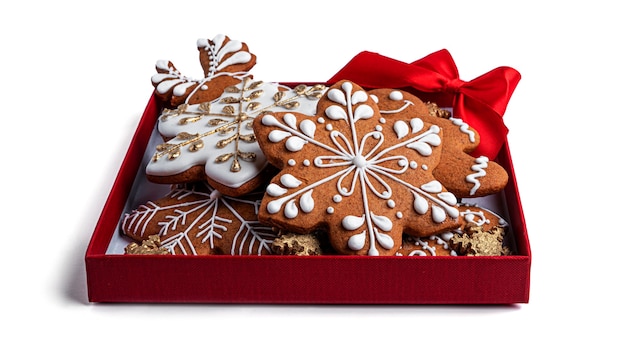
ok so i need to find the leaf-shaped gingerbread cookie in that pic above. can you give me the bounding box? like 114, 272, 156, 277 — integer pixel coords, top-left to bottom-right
368, 88, 509, 198
151, 34, 257, 109
253, 80, 460, 256
121, 182, 278, 255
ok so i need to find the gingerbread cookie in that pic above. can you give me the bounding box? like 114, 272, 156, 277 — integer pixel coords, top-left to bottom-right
396, 202, 509, 256
457, 202, 509, 231
396, 233, 457, 256
146, 78, 327, 196
253, 80, 461, 256
121, 182, 278, 256
368, 88, 508, 198
151, 34, 257, 109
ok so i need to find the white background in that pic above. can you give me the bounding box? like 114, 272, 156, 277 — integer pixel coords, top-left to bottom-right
2, 1, 624, 351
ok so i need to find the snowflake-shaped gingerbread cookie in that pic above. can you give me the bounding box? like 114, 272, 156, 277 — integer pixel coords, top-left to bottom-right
121, 182, 278, 255
151, 34, 257, 109
369, 88, 509, 198
146, 78, 327, 196
253, 80, 461, 256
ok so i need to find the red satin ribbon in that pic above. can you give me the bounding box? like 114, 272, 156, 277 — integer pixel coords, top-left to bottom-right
327, 50, 521, 159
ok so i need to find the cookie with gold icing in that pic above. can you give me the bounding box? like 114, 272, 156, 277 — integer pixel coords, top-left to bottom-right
253, 80, 461, 256
146, 79, 327, 196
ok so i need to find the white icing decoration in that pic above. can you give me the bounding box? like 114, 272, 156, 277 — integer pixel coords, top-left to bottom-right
284, 200, 298, 219
266, 183, 288, 196
460, 203, 508, 228
408, 250, 428, 256
353, 104, 374, 121
317, 117, 325, 123
378, 101, 414, 114
333, 195, 342, 203
394, 121, 409, 139
376, 231, 394, 250
284, 113, 298, 129
348, 231, 366, 251
269, 130, 292, 142
303, 159, 310, 166
288, 159, 296, 166
406, 127, 441, 156
412, 191, 429, 215
466, 156, 489, 196
450, 117, 476, 143
389, 91, 403, 101
299, 190, 315, 213
396, 212, 403, 219
410, 118, 424, 133
285, 136, 307, 152
438, 192, 458, 206
421, 180, 443, 193
299, 119, 316, 138
351, 90, 369, 105
327, 207, 334, 214
431, 205, 446, 223
326, 105, 348, 121
342, 215, 365, 231
328, 88, 347, 105
280, 174, 302, 188
370, 213, 393, 232
387, 200, 395, 208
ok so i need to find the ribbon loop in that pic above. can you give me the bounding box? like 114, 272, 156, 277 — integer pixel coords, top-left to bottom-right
327, 50, 521, 159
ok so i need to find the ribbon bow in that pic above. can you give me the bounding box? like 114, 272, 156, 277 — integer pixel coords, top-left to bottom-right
327, 50, 521, 159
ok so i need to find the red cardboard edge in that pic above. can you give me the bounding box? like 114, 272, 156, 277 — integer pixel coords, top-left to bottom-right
85, 90, 531, 304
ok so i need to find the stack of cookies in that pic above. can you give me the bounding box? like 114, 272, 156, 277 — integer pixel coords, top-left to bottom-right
121, 34, 513, 257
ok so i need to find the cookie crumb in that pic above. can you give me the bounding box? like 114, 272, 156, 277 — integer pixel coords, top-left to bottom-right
124, 235, 170, 255
271, 232, 322, 256
426, 101, 451, 119
450, 225, 512, 256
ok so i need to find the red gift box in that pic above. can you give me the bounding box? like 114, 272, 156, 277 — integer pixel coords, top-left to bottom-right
84, 95, 530, 304
85, 51, 530, 304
